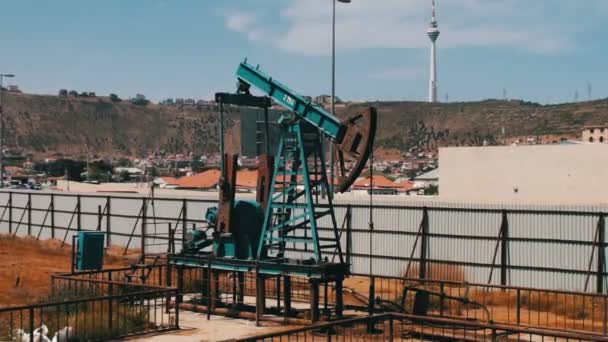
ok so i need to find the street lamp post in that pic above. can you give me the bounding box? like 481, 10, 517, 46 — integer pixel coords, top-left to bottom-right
0, 73, 15, 188
330, 0, 350, 195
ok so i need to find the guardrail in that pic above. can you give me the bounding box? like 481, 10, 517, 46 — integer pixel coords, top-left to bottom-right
1, 190, 607, 293
0, 275, 179, 342
227, 313, 608, 342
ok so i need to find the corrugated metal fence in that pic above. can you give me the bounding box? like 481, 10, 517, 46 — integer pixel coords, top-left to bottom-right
0, 190, 605, 293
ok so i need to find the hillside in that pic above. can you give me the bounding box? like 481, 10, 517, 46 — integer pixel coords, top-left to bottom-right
1, 92, 238, 158
341, 99, 608, 153
2, 91, 608, 158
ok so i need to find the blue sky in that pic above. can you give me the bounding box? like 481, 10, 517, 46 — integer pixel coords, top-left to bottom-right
0, 0, 606, 104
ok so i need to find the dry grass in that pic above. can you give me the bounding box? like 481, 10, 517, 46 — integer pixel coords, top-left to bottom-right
402, 264, 466, 282
0, 234, 134, 307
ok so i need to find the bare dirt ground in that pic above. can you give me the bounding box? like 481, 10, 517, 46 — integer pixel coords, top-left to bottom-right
0, 234, 136, 307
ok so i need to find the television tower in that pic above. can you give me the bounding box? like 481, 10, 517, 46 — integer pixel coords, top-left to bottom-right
427, 0, 440, 103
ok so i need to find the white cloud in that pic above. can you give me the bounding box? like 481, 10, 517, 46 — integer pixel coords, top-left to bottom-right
225, 12, 272, 43
232, 0, 573, 56
226, 13, 257, 33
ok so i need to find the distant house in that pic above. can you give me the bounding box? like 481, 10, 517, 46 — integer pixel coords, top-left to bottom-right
413, 168, 439, 189
396, 179, 421, 196
313, 94, 342, 105
352, 174, 399, 195
114, 167, 144, 176
238, 157, 258, 169
582, 125, 608, 143
8, 85, 20, 93
173, 169, 220, 190
4, 166, 25, 176
135, 93, 146, 100
153, 176, 180, 189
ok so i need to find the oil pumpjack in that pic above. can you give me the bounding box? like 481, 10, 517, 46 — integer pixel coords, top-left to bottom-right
169, 60, 376, 323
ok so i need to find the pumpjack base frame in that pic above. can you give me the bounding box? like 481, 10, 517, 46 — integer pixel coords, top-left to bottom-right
167, 253, 347, 323
170, 254, 348, 279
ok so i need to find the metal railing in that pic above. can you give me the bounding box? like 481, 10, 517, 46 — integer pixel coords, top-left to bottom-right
1, 190, 607, 293
228, 313, 608, 341
0, 273, 179, 341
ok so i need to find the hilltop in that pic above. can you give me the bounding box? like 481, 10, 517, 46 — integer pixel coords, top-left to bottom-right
2, 91, 607, 159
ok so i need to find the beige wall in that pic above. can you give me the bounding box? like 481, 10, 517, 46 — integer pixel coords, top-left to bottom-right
439, 144, 608, 203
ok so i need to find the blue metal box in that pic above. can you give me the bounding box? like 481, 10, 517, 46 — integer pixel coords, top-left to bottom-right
76, 232, 105, 270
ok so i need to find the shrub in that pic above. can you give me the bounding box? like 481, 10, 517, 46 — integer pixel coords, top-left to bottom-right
131, 98, 149, 106
109, 93, 121, 102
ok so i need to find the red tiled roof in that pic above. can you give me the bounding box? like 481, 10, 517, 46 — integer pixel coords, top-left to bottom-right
176, 170, 220, 189
396, 180, 416, 192
236, 170, 258, 188
353, 174, 396, 189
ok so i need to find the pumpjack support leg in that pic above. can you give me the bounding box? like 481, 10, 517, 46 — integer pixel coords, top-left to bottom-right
256, 273, 266, 326
335, 277, 344, 317
310, 279, 320, 323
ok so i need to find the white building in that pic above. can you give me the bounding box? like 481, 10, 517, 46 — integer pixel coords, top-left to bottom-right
413, 168, 439, 189
582, 126, 608, 143
439, 144, 608, 203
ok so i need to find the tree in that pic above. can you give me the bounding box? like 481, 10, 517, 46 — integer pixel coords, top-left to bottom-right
118, 170, 131, 182
109, 93, 121, 102
116, 157, 132, 167
34, 159, 86, 181
68, 90, 78, 97
58, 89, 68, 97
131, 98, 150, 106
87, 160, 114, 181
424, 184, 439, 195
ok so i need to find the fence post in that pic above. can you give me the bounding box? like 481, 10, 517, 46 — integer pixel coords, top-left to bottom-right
168, 223, 173, 254
174, 289, 180, 329
516, 288, 521, 324
141, 197, 147, 258
29, 308, 34, 342
419, 207, 429, 279
27, 193, 32, 236
8, 192, 12, 234
440, 282, 445, 316
165, 257, 172, 314
108, 282, 114, 332
106, 196, 111, 248
389, 315, 394, 342
182, 199, 187, 247
50, 193, 55, 239
76, 194, 81, 231
500, 210, 509, 287
346, 205, 352, 270
97, 205, 102, 231
598, 213, 605, 294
